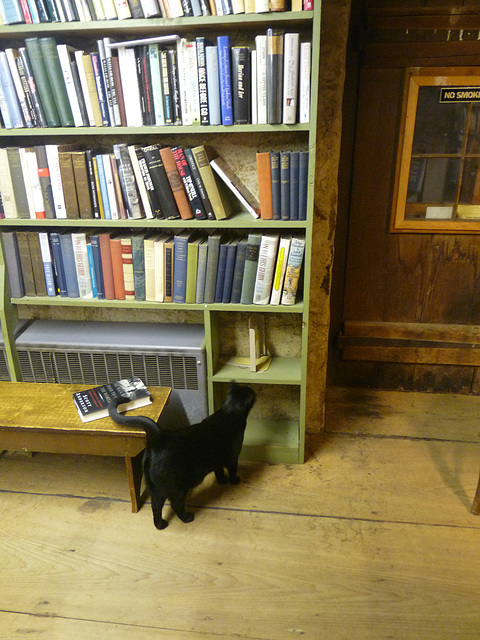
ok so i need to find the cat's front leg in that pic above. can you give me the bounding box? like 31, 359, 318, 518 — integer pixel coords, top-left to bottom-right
215, 467, 228, 484
227, 461, 240, 485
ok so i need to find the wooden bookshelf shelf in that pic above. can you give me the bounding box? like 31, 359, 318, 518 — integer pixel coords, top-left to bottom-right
241, 418, 300, 464
213, 357, 302, 385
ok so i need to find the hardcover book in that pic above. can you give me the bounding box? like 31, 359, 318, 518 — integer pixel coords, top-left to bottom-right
72, 377, 151, 423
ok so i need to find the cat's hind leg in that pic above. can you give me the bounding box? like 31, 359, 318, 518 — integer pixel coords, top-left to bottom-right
170, 488, 194, 524
150, 488, 168, 530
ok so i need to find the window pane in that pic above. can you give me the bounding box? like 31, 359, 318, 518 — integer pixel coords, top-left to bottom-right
407, 156, 460, 203
466, 104, 480, 154
460, 158, 480, 204
412, 86, 466, 155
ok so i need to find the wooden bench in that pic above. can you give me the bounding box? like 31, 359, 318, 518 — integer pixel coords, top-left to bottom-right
0, 382, 170, 512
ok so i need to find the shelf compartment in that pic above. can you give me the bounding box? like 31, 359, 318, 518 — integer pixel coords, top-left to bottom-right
212, 357, 301, 385
240, 418, 300, 464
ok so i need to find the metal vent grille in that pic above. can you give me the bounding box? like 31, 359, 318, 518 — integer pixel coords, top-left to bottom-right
0, 349, 11, 381
17, 350, 56, 383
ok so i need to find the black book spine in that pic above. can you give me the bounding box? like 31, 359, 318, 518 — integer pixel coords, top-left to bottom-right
232, 46, 251, 125
159, 49, 173, 125
184, 147, 212, 220
266, 29, 284, 124
167, 49, 182, 125
18, 47, 48, 128
142, 144, 181, 220
135, 147, 163, 218
171, 145, 206, 220
135, 45, 147, 125
196, 37, 209, 125
15, 56, 38, 126
85, 149, 101, 219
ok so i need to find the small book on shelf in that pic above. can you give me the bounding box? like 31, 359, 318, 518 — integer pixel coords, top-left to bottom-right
72, 377, 151, 423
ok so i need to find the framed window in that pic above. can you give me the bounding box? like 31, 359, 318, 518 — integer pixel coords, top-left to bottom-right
392, 67, 480, 233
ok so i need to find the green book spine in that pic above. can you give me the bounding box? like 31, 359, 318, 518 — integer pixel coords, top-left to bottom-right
25, 38, 60, 127
39, 37, 74, 127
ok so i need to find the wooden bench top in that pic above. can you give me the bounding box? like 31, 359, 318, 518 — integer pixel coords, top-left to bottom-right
0, 382, 171, 438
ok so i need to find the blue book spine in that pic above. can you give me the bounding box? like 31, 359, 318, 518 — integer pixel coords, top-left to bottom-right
86, 243, 97, 298
217, 36, 233, 126
214, 242, 228, 303
58, 233, 80, 298
90, 235, 104, 299
289, 151, 299, 221
0, 0, 24, 24
95, 155, 111, 219
0, 76, 13, 128
49, 232, 68, 296
90, 52, 110, 127
270, 151, 281, 221
173, 234, 189, 303
230, 238, 247, 304
298, 150, 309, 221
0, 52, 24, 128
280, 151, 290, 221
222, 241, 237, 303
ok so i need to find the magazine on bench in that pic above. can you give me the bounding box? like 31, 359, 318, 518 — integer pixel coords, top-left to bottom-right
73, 377, 152, 423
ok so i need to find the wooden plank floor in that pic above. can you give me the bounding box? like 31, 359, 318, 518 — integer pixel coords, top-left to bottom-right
1, 387, 480, 639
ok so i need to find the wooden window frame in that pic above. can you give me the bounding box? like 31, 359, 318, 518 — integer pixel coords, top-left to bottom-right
392, 66, 480, 234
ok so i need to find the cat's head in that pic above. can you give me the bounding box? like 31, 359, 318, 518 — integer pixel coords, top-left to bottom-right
222, 382, 256, 417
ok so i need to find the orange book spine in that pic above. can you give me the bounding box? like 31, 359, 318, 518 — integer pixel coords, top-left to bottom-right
256, 152, 273, 220
109, 235, 126, 300
159, 146, 194, 220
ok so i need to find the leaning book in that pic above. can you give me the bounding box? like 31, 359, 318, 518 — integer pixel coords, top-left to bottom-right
72, 377, 151, 423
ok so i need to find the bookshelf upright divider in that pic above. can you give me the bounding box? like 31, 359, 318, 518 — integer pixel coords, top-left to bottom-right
0, 5, 321, 464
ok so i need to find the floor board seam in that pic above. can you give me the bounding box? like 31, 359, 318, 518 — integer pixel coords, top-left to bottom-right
323, 430, 480, 445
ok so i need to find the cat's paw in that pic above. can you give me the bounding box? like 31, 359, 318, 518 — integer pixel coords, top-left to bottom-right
180, 512, 195, 523
215, 473, 228, 484
229, 475, 240, 485
154, 517, 169, 530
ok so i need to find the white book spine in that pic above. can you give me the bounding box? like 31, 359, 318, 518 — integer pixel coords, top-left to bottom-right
299, 42, 311, 124
0, 51, 25, 128
0, 79, 13, 129
96, 39, 115, 128
251, 49, 257, 125
214, 0, 223, 14
103, 38, 122, 127
118, 47, 143, 127
57, 45, 84, 128
165, 0, 184, 18
154, 237, 166, 302
282, 33, 299, 125
45, 145, 67, 219
113, 0, 132, 18
18, 147, 36, 219
205, 46, 221, 126
269, 236, 291, 305
101, 0, 119, 19
255, 35, 267, 125
176, 38, 192, 125
255, 0, 268, 12
186, 41, 201, 125
74, 50, 96, 126
24, 149, 45, 218
148, 44, 165, 126
102, 154, 119, 219
0, 149, 17, 218
139, 0, 160, 17
253, 234, 280, 305
127, 145, 154, 219
5, 49, 32, 127
72, 232, 93, 298
38, 232, 56, 296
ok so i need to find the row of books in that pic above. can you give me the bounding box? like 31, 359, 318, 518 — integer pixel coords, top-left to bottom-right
0, 143, 263, 221
2, 229, 306, 306
0, 143, 309, 221
0, 0, 313, 25
0, 31, 311, 130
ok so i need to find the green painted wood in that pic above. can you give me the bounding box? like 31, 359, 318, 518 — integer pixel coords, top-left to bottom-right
240, 418, 300, 464
212, 357, 302, 386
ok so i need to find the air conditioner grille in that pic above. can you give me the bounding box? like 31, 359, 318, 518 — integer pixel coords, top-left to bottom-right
18, 350, 56, 383
0, 349, 11, 381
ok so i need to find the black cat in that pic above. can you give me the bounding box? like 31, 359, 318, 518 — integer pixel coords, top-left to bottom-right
108, 382, 256, 529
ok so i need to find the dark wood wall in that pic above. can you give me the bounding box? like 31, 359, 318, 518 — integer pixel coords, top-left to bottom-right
329, 2, 480, 393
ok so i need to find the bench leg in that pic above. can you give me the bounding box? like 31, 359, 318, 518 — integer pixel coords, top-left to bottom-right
472, 470, 480, 515
125, 450, 147, 514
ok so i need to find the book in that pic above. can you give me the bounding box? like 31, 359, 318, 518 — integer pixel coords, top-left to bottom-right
18, 47, 47, 127
171, 145, 205, 220
281, 236, 305, 306
131, 231, 146, 301
89, 234, 105, 300
58, 151, 80, 219
185, 233, 205, 303
72, 231, 93, 298
282, 33, 299, 125
5, 48, 33, 128
113, 143, 143, 220
127, 144, 154, 219
49, 231, 68, 296
34, 145, 55, 219
299, 41, 311, 124
195, 237, 209, 303
205, 44, 221, 125
0, 50, 24, 128
27, 231, 47, 296
266, 28, 284, 124
143, 144, 182, 219
1, 231, 25, 298
221, 236, 238, 303
217, 35, 233, 125
0, 148, 17, 218
210, 155, 260, 219
231, 46, 250, 125
56, 44, 86, 127
172, 230, 192, 303
120, 234, 135, 300
164, 235, 175, 302
72, 377, 151, 423
6, 147, 29, 218
253, 233, 280, 305
16, 231, 36, 296
110, 233, 127, 300
240, 232, 262, 304
71, 151, 94, 219
230, 235, 248, 303
196, 36, 209, 125
256, 151, 273, 220
255, 34, 267, 125
203, 231, 222, 303
38, 231, 56, 296
39, 37, 75, 127
270, 235, 291, 305
191, 145, 229, 220
90, 51, 110, 127
134, 146, 163, 218
98, 231, 115, 299
280, 150, 290, 221
79, 51, 103, 126
59, 232, 80, 298
184, 147, 215, 220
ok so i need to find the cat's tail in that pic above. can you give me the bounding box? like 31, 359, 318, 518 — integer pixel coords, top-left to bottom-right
108, 396, 163, 446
